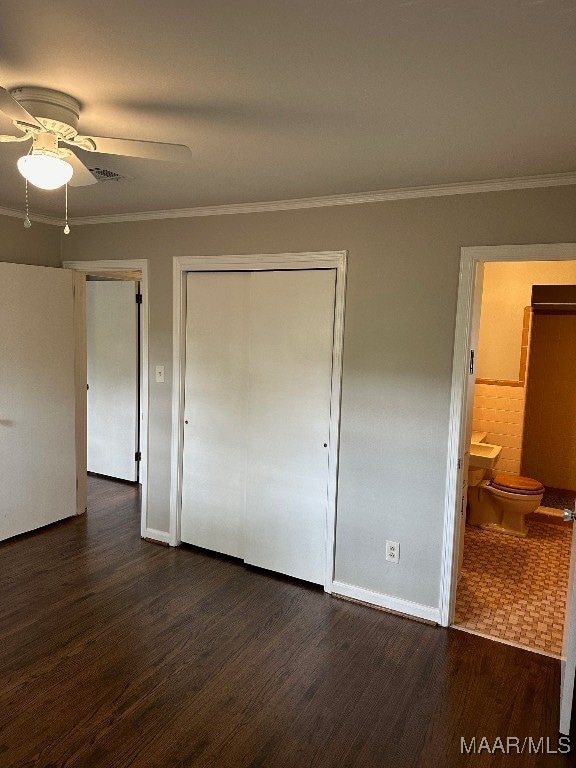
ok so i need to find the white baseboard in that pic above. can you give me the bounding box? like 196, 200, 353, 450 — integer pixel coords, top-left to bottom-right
143, 528, 170, 545
332, 580, 440, 624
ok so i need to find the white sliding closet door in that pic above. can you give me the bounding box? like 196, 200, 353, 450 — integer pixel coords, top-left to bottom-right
181, 269, 336, 585
244, 270, 336, 584
181, 272, 249, 558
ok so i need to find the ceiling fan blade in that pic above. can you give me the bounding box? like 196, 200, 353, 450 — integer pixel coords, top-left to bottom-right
73, 134, 191, 163
0, 133, 31, 143
0, 87, 43, 129
66, 151, 98, 187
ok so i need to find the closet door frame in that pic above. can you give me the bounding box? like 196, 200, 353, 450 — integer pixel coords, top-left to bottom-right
170, 251, 347, 593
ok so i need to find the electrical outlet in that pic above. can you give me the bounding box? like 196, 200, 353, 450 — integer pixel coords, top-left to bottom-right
386, 540, 400, 564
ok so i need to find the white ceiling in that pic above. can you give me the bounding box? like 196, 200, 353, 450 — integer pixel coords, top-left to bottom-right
0, 0, 575, 218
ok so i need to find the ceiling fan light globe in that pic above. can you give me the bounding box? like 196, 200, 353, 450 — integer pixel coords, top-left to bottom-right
17, 153, 73, 190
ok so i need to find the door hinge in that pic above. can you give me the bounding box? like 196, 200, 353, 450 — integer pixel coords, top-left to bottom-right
135, 451, 141, 462
469, 349, 475, 375
136, 293, 142, 304
457, 458, 462, 470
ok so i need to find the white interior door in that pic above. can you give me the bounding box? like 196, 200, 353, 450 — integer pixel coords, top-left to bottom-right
0, 262, 78, 541
244, 270, 336, 584
87, 280, 139, 481
181, 269, 336, 585
560, 511, 576, 734
181, 272, 249, 557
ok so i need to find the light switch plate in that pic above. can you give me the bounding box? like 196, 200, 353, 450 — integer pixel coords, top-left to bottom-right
155, 365, 165, 383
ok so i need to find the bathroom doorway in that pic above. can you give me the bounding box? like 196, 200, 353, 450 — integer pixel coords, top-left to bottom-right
441, 244, 576, 734
451, 260, 576, 657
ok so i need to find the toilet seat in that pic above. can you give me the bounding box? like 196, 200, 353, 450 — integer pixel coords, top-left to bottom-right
489, 473, 544, 496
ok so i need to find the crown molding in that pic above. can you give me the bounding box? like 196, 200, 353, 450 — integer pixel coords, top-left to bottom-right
2, 171, 576, 227
67, 171, 576, 225
0, 205, 61, 226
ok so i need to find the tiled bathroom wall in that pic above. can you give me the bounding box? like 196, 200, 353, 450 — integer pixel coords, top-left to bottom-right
472, 306, 531, 477
472, 383, 525, 475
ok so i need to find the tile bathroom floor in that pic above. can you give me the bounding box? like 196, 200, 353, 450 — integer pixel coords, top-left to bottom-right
454, 519, 572, 656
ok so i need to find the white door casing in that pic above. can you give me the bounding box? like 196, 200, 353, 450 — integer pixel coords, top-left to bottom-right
441, 243, 576, 736
64, 259, 150, 541
456, 263, 484, 584
0, 262, 79, 541
87, 280, 139, 482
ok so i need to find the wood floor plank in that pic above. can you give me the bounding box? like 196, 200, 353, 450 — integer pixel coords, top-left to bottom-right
0, 476, 572, 767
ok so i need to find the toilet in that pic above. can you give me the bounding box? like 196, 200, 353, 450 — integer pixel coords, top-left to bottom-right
467, 470, 544, 537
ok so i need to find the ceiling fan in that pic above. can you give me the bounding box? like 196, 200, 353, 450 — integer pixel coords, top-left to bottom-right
0, 85, 191, 190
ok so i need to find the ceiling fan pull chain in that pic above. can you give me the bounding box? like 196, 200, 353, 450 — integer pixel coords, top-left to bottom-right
63, 183, 70, 235
23, 179, 31, 229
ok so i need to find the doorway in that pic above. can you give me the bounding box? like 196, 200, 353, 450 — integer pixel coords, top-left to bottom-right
86, 277, 141, 483
451, 262, 576, 656
63, 259, 149, 539
169, 251, 347, 592
440, 243, 576, 735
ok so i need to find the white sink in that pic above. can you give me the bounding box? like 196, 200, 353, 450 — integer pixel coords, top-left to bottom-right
469, 441, 502, 470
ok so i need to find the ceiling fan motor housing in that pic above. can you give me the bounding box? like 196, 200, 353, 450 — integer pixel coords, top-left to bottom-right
10, 87, 80, 139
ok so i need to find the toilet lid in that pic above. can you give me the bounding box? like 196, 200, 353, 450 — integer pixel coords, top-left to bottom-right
490, 473, 544, 495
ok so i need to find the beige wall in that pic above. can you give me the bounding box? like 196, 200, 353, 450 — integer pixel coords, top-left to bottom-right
477, 260, 576, 381
61, 185, 576, 613
0, 214, 61, 267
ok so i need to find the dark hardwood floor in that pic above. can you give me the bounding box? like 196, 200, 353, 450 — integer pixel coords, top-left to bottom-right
0, 476, 572, 767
